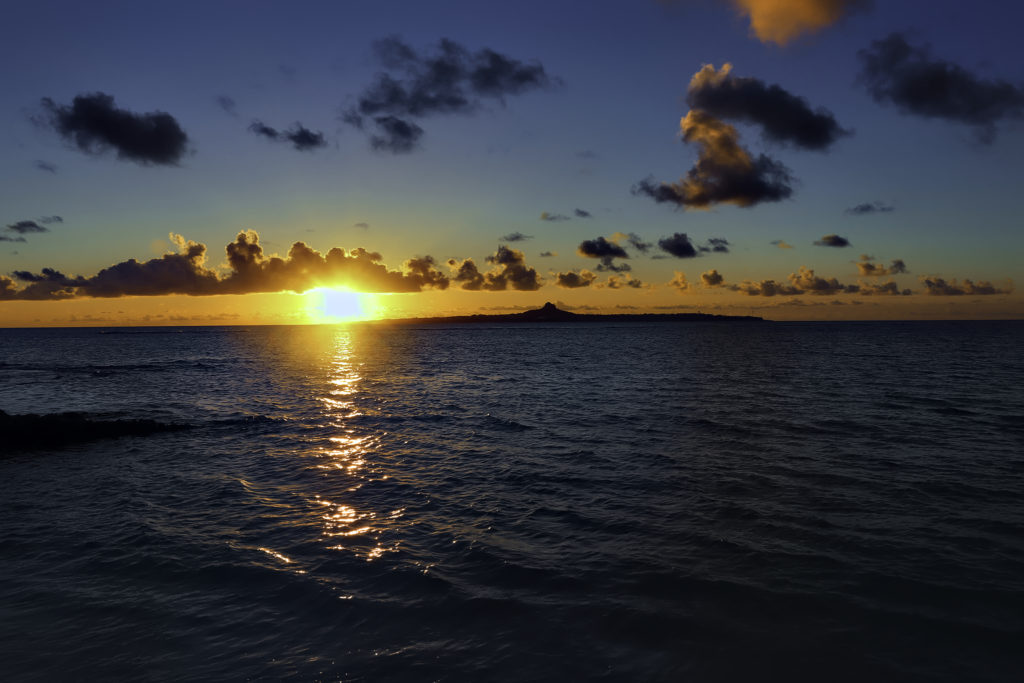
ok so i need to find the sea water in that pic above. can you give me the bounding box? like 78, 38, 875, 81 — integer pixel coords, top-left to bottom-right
1, 321, 1023, 681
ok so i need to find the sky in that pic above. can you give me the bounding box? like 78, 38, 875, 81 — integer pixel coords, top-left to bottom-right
2, 0, 1023, 325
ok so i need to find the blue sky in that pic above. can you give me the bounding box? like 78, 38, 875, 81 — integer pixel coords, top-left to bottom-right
2, 0, 1022, 324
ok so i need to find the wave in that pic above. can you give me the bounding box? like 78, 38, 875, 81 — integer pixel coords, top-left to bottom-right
0, 410, 189, 452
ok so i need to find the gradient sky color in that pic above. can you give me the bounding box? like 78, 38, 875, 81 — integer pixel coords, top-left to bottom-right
2, 0, 1022, 325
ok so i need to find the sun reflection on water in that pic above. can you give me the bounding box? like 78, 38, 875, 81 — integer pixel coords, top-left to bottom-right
312, 329, 402, 562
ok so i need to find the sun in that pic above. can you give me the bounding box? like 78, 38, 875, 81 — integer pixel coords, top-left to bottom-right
305, 287, 379, 323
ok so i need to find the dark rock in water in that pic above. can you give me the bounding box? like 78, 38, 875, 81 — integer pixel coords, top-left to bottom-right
0, 409, 188, 452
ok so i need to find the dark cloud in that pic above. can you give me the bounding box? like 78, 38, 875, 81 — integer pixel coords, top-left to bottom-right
40, 92, 189, 165
578, 236, 631, 272
703, 238, 730, 253
248, 120, 327, 151
814, 234, 850, 247
687, 63, 850, 150
658, 233, 699, 258
538, 250, 556, 257
447, 245, 542, 291
1, 232, 451, 301
633, 110, 793, 209
0, 235, 27, 243
857, 258, 907, 276
37, 216, 63, 224
369, 116, 424, 153
500, 232, 532, 242
845, 201, 894, 215
611, 232, 653, 254
921, 277, 1010, 296
554, 270, 597, 288
701, 269, 725, 287
858, 33, 1024, 143
216, 95, 237, 116
6, 220, 48, 234
540, 211, 570, 222
574, 208, 593, 218
730, 0, 870, 46
34, 160, 58, 173
343, 36, 553, 152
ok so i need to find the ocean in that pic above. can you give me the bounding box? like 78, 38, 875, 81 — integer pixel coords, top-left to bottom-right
1, 321, 1023, 681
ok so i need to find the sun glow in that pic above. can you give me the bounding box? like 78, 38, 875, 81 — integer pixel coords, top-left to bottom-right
305, 287, 379, 323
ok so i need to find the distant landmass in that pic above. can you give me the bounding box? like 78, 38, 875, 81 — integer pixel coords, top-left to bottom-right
375, 301, 764, 325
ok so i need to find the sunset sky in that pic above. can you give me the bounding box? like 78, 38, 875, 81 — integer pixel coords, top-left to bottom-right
2, 0, 1022, 325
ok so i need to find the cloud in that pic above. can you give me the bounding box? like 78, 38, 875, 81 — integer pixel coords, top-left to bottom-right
447, 244, 542, 291
0, 235, 27, 243
858, 33, 1024, 143
574, 208, 593, 218
500, 232, 532, 242
814, 234, 850, 247
730, 0, 870, 46
687, 63, 849, 150
37, 215, 63, 224
540, 211, 570, 222
733, 266, 859, 295
857, 258, 907, 276
771, 239, 794, 249
538, 250, 556, 257
611, 232, 653, 254
703, 237, 730, 253
368, 116, 424, 153
921, 277, 1010, 296
40, 92, 189, 165
578, 236, 631, 272
1, 231, 451, 300
859, 280, 912, 295
34, 160, 57, 173
658, 232, 699, 258
845, 201, 894, 215
599, 274, 646, 289
701, 269, 726, 286
6, 220, 48, 234
669, 271, 691, 292
354, 222, 370, 229
554, 269, 597, 288
216, 95, 237, 116
248, 120, 327, 151
343, 36, 554, 152
633, 110, 793, 209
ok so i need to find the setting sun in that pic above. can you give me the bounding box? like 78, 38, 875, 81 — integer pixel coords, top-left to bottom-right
306, 287, 378, 323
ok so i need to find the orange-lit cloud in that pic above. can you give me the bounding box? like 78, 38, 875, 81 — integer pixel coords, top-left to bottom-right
731, 0, 865, 46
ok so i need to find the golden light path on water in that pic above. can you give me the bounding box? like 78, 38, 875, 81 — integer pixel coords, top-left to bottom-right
312, 329, 403, 564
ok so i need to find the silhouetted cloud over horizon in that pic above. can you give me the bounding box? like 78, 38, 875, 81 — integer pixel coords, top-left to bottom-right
500, 232, 532, 242
859, 33, 1024, 143
578, 236, 631, 272
687, 63, 850, 150
6, 220, 49, 234
921, 277, 1010, 296
40, 92, 189, 165
857, 257, 907, 276
447, 244, 542, 291
343, 36, 554, 152
1, 232, 451, 300
554, 269, 597, 288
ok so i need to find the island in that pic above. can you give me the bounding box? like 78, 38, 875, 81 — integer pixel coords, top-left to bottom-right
372, 301, 765, 325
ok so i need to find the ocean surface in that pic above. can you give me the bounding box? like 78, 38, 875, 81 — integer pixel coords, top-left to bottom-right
1, 321, 1023, 681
